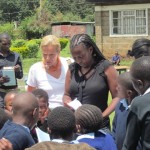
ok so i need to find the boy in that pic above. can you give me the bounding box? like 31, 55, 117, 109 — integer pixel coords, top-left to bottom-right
122, 56, 150, 150
74, 104, 117, 150
112, 72, 138, 150
4, 90, 18, 116
32, 89, 50, 133
25, 106, 94, 150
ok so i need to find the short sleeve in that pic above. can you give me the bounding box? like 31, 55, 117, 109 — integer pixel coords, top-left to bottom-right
26, 65, 37, 87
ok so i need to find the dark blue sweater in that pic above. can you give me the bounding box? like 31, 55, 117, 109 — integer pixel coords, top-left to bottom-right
75, 130, 117, 150
0, 120, 35, 150
112, 99, 142, 150
112, 99, 129, 150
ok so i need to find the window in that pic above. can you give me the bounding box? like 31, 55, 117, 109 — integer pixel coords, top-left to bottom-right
111, 9, 147, 35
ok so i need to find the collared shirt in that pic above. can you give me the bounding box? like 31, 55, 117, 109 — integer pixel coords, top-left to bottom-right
143, 87, 150, 95
120, 98, 130, 110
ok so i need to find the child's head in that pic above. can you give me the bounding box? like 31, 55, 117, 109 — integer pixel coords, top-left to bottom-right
4, 90, 18, 113
47, 106, 76, 141
117, 72, 138, 104
130, 56, 150, 95
32, 89, 49, 120
75, 104, 103, 134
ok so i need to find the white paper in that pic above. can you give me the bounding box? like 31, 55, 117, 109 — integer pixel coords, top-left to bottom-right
35, 127, 50, 142
67, 98, 82, 110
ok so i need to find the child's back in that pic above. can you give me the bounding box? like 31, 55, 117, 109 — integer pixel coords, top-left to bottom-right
122, 56, 150, 150
74, 104, 117, 150
112, 72, 138, 150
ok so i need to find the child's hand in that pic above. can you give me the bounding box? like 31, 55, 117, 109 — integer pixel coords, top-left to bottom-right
0, 138, 13, 150
40, 108, 50, 124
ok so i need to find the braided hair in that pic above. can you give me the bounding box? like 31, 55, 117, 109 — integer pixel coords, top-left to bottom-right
70, 34, 106, 63
47, 106, 76, 139
127, 38, 150, 59
75, 104, 103, 133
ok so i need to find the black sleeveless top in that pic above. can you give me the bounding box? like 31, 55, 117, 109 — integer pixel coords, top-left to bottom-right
69, 60, 112, 129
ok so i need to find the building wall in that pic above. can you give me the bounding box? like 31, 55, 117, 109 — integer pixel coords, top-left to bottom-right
52, 24, 94, 38
95, 4, 150, 58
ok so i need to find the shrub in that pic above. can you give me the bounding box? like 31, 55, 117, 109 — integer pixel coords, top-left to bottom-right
10, 47, 28, 59
26, 40, 39, 58
59, 38, 69, 50
11, 39, 26, 47
11, 39, 40, 59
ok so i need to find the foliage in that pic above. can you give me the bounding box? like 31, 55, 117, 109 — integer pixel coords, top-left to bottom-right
11, 39, 26, 47
11, 47, 28, 59
0, 0, 39, 23
11, 39, 39, 59
26, 41, 39, 58
19, 10, 52, 39
59, 38, 69, 50
0, 23, 14, 38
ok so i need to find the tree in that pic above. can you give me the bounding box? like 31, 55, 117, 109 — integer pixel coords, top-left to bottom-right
0, 0, 39, 23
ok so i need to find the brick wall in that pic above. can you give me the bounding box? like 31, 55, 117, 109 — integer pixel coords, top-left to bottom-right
95, 9, 150, 58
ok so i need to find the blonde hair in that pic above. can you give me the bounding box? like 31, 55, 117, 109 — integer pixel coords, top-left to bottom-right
40, 35, 61, 52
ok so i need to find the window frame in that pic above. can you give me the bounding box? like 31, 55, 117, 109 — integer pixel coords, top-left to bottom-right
109, 8, 148, 37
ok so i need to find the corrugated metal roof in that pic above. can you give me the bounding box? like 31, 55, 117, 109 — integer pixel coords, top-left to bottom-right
86, 0, 150, 5
51, 21, 95, 26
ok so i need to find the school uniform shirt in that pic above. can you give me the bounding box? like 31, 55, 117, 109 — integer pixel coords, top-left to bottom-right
122, 88, 150, 150
0, 120, 35, 150
73, 130, 117, 150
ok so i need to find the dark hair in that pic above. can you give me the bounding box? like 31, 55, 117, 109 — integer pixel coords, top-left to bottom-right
127, 38, 150, 59
130, 56, 150, 82
0, 33, 11, 43
118, 72, 135, 91
0, 108, 11, 129
70, 34, 105, 62
47, 106, 76, 139
75, 104, 103, 133
118, 72, 138, 100
32, 89, 49, 103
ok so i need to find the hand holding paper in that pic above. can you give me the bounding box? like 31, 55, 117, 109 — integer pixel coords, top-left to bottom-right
67, 98, 82, 110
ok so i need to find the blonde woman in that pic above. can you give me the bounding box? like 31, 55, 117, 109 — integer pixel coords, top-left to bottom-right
27, 35, 68, 109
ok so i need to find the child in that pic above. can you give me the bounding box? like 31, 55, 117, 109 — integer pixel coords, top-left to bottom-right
25, 106, 95, 150
122, 56, 150, 150
4, 90, 18, 116
112, 72, 138, 150
74, 104, 117, 150
32, 89, 50, 133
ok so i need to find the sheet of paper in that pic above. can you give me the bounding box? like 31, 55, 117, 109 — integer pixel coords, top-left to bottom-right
2, 67, 16, 86
35, 127, 50, 142
67, 98, 82, 110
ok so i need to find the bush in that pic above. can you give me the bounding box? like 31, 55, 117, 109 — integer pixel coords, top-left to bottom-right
0, 23, 14, 39
59, 38, 69, 50
26, 40, 39, 58
11, 47, 28, 59
11, 39, 26, 47
11, 39, 40, 59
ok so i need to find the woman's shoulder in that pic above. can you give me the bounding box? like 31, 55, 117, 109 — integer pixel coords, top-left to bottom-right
96, 59, 112, 73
